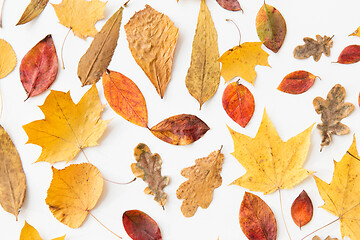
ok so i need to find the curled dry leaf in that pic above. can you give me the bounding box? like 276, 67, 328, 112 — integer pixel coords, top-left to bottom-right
123, 210, 162, 240
45, 163, 103, 228
186, 0, 220, 109
176, 148, 224, 217
23, 84, 109, 164
336, 45, 360, 64
103, 70, 147, 128
132, 143, 169, 207
20, 221, 66, 240
239, 192, 277, 240
216, 0, 242, 12
0, 39, 16, 79
291, 190, 313, 228
20, 35, 58, 100
312, 236, 338, 240
150, 114, 210, 145
256, 3, 286, 53
313, 84, 354, 150
16, 0, 49, 26
0, 125, 26, 220
294, 35, 333, 62
222, 81, 254, 127
277, 70, 319, 94
78, 6, 123, 86
125, 5, 178, 98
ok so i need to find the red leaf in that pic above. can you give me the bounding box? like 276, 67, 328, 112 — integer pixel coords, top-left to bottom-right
277, 70, 318, 94
336, 45, 360, 64
239, 192, 277, 240
222, 82, 254, 128
20, 35, 58, 101
216, 0, 242, 12
291, 190, 313, 228
123, 210, 162, 240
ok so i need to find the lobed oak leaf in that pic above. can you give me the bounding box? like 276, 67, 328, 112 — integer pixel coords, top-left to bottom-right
16, 0, 49, 26
294, 35, 333, 62
312, 236, 338, 240
0, 39, 16, 79
123, 210, 162, 240
20, 221, 66, 240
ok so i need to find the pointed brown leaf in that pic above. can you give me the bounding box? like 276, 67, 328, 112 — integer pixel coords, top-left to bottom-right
150, 114, 209, 145
294, 35, 333, 62
123, 210, 162, 240
278, 71, 319, 94
239, 192, 277, 240
291, 190, 313, 228
336, 45, 360, 64
20, 35, 58, 100
16, 0, 49, 26
216, 0, 242, 11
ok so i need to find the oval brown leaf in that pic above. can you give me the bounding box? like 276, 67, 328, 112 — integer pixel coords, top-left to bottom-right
20, 34, 58, 101
216, 0, 242, 12
336, 45, 360, 64
123, 210, 162, 240
103, 70, 148, 128
278, 71, 318, 94
291, 190, 313, 228
239, 192, 277, 240
150, 114, 209, 145
222, 81, 254, 128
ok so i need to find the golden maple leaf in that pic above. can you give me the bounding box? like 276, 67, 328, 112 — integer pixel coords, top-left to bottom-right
20, 221, 65, 240
228, 110, 313, 194
52, 0, 106, 39
218, 42, 270, 85
23, 84, 109, 164
314, 136, 360, 240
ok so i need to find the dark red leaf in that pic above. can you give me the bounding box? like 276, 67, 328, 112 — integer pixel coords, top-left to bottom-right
336, 45, 360, 64
291, 190, 313, 228
123, 210, 162, 240
216, 0, 242, 12
277, 70, 318, 94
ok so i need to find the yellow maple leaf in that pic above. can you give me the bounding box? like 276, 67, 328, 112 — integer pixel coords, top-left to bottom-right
218, 42, 270, 84
314, 136, 360, 240
52, 0, 106, 39
23, 84, 109, 164
46, 163, 103, 228
228, 110, 313, 194
20, 221, 65, 240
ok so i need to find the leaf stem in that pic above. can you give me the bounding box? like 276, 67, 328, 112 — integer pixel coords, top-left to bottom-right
80, 148, 90, 163
61, 28, 72, 70
300, 218, 339, 240
88, 211, 122, 239
0, 0, 4, 28
278, 189, 293, 240
226, 19, 241, 46
347, 151, 360, 161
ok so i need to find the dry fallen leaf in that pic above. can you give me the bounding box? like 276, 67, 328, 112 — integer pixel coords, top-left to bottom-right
314, 136, 360, 240
291, 190, 313, 228
176, 148, 224, 217
45, 163, 103, 228
78, 6, 123, 86
294, 35, 333, 62
123, 210, 162, 240
132, 143, 169, 208
0, 39, 16, 79
52, 0, 106, 39
312, 236, 338, 240
20, 221, 66, 240
0, 125, 26, 220
335, 45, 360, 64
185, 0, 220, 109
216, 0, 242, 11
313, 84, 354, 151
277, 70, 319, 94
16, 0, 49, 26
228, 109, 313, 194
23, 84, 109, 164
125, 5, 179, 98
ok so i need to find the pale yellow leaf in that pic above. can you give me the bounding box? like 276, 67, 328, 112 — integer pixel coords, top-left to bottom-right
0, 39, 16, 79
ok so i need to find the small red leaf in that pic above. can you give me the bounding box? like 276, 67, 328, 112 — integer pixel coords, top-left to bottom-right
123, 210, 162, 240
291, 190, 313, 228
222, 82, 254, 128
336, 45, 360, 64
277, 70, 318, 94
239, 192, 277, 240
216, 0, 242, 12
20, 35, 58, 101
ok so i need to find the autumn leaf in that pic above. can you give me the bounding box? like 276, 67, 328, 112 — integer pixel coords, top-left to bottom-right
0, 125, 26, 220
52, 0, 106, 39
125, 5, 179, 98
291, 190, 313, 228
123, 210, 162, 240
150, 114, 209, 145
349, 26, 360, 37
16, 0, 49, 26
0, 39, 16, 79
176, 148, 224, 217
228, 109, 313, 194
20, 221, 65, 240
335, 45, 360, 64
218, 42, 270, 84
78, 6, 123, 86
23, 84, 109, 164
103, 70, 148, 128
294, 35, 333, 62
185, 0, 220, 109
239, 192, 277, 240
277, 71, 319, 94
45, 163, 103, 228
216, 0, 242, 11
313, 84, 354, 150
312, 236, 338, 240
132, 143, 169, 207
222, 81, 254, 128
20, 35, 58, 100
256, 3, 286, 53
314, 136, 360, 240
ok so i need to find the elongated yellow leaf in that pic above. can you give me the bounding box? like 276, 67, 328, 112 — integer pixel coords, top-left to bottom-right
16, 0, 49, 26
0, 39, 16, 79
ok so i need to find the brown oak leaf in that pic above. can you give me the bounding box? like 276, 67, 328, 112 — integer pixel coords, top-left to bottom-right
312, 236, 338, 240
294, 35, 333, 62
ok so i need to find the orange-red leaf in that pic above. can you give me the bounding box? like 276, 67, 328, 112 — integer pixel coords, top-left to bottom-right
277, 70, 318, 94
150, 114, 209, 145
291, 190, 313, 228
102, 70, 147, 128
336, 45, 360, 64
216, 0, 242, 11
123, 210, 162, 240
240, 192, 277, 240
222, 82, 254, 127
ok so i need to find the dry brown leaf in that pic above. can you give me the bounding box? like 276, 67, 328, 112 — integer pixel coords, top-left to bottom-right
125, 5, 179, 98
294, 35, 333, 62
16, 0, 49, 26
312, 236, 338, 240
176, 148, 224, 217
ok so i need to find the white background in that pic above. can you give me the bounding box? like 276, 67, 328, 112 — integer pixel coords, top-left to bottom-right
0, 0, 359, 239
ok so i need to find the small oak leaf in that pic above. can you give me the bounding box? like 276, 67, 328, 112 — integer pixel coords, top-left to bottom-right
294, 35, 333, 62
